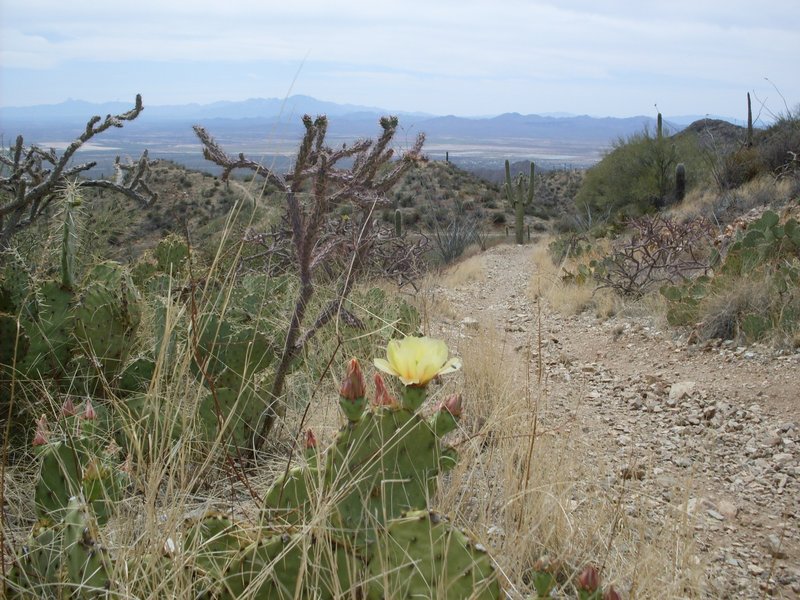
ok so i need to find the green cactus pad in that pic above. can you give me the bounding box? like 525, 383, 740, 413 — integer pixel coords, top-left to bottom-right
117, 355, 156, 395
154, 234, 190, 274
263, 405, 456, 549
62, 498, 114, 594
0, 312, 29, 366
18, 281, 74, 380
6, 521, 63, 596
192, 313, 274, 382
35, 440, 83, 521
367, 510, 501, 599
0, 254, 32, 313
219, 533, 358, 600
197, 386, 267, 449
73, 261, 141, 382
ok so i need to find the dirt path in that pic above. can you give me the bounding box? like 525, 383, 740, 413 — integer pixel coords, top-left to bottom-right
427, 243, 800, 599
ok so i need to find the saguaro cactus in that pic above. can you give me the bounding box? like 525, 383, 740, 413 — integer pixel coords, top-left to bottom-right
394, 208, 403, 237
504, 159, 534, 245
675, 163, 686, 202
747, 92, 754, 147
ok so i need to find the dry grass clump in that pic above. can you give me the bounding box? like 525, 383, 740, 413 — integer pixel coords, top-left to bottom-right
441, 252, 487, 287
670, 174, 797, 223
528, 237, 617, 317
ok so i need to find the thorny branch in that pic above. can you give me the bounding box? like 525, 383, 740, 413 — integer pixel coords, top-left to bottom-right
194, 114, 425, 447
596, 215, 716, 297
0, 94, 156, 248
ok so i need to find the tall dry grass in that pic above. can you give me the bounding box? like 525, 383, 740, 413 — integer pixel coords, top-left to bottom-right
527, 237, 621, 318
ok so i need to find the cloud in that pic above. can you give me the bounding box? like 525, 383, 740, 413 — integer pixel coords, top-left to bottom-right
1, 0, 797, 116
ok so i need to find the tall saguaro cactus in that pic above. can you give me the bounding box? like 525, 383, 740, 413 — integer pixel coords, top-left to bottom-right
747, 92, 754, 147
504, 159, 534, 245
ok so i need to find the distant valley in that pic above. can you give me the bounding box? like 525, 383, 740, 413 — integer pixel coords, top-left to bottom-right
0, 94, 726, 176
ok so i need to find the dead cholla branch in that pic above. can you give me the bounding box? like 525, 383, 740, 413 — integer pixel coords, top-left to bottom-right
0, 94, 155, 248
597, 215, 716, 297
242, 218, 428, 289
194, 114, 425, 445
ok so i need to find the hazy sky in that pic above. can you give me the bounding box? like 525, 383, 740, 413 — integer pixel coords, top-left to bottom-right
1, 0, 798, 118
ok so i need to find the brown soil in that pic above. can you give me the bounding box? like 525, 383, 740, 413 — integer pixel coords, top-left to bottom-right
429, 243, 800, 599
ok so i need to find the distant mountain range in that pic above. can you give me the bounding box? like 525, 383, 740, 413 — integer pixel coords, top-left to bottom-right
0, 95, 739, 170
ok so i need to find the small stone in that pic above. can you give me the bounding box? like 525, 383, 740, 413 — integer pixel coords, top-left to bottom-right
748, 564, 765, 576
669, 381, 696, 402
765, 534, 787, 559
707, 509, 725, 521
673, 456, 692, 468
461, 317, 479, 329
773, 453, 794, 466
717, 500, 738, 520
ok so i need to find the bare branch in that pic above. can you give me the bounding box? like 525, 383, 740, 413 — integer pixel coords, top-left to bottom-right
194, 114, 426, 447
0, 95, 153, 248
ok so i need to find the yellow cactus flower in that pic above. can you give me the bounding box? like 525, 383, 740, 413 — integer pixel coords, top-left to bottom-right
374, 336, 461, 387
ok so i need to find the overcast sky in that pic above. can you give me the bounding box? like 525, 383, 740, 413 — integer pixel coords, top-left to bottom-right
1, 1, 798, 118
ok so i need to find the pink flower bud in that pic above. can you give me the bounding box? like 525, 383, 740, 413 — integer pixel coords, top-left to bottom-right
603, 586, 622, 600
373, 373, 396, 406
304, 429, 318, 450
82, 398, 97, 420
440, 394, 463, 418
61, 397, 77, 417
577, 565, 600, 592
32, 414, 49, 446
339, 359, 366, 401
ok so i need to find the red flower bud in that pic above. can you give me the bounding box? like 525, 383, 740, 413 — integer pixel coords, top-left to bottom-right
32, 414, 49, 446
603, 585, 622, 600
339, 359, 366, 401
61, 397, 77, 417
577, 565, 600, 592
82, 397, 97, 420
373, 373, 396, 406
304, 429, 318, 450
440, 394, 463, 418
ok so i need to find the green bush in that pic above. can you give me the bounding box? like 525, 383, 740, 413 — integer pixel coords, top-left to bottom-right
576, 130, 706, 218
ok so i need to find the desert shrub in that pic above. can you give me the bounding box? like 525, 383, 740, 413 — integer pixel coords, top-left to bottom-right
576, 129, 706, 218
757, 110, 800, 176
661, 210, 800, 344
491, 212, 507, 225
718, 146, 763, 189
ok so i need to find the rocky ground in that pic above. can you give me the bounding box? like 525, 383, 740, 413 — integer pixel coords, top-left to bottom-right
427, 243, 799, 599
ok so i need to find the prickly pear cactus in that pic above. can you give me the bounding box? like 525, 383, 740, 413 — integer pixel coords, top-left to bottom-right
33, 407, 128, 526
263, 384, 459, 548
367, 510, 501, 599
7, 498, 113, 598
185, 511, 357, 600
73, 261, 142, 384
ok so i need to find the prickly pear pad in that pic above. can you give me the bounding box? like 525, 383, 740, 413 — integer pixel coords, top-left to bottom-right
367, 510, 501, 600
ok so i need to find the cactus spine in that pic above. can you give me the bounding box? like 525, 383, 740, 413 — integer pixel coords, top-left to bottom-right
504, 159, 535, 245
675, 162, 686, 202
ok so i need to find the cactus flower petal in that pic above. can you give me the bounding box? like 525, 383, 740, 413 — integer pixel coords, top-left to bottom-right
374, 336, 461, 387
